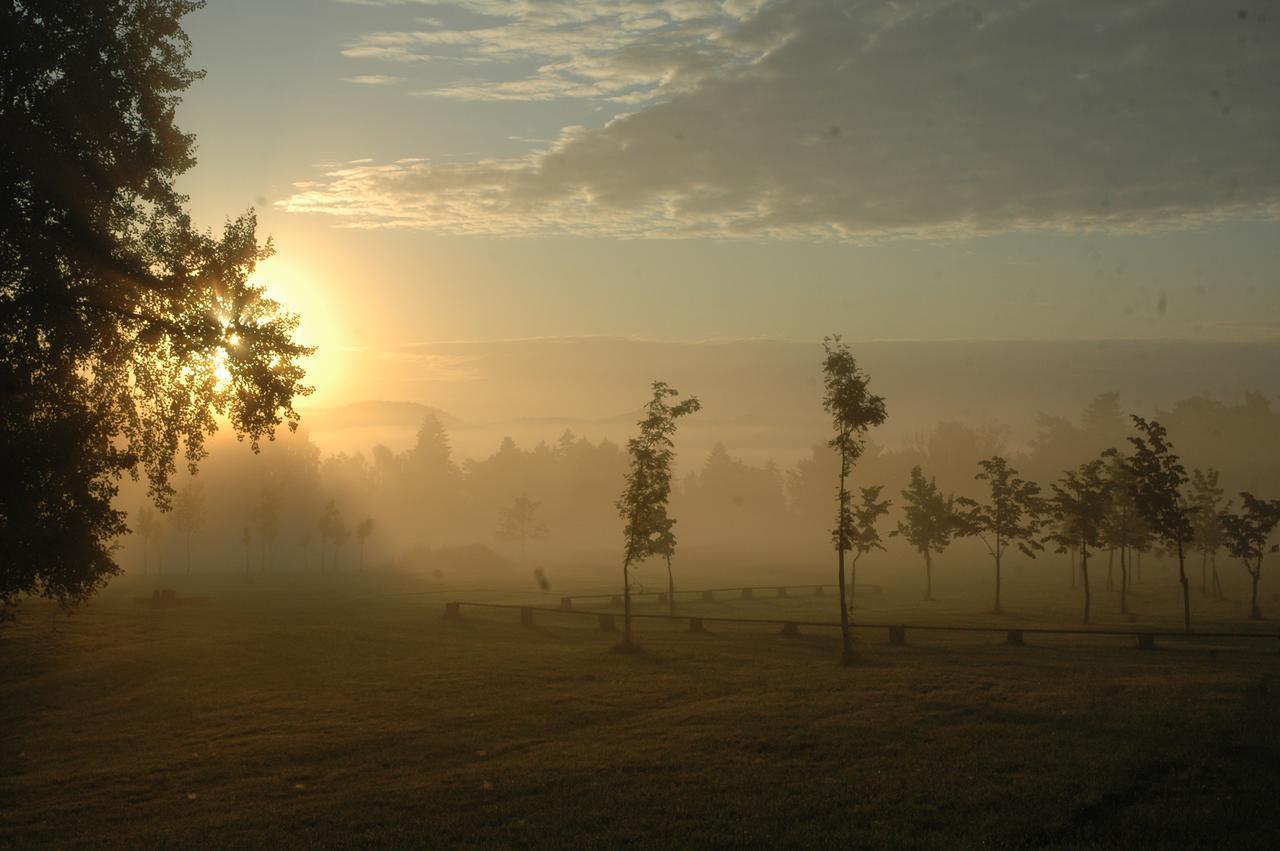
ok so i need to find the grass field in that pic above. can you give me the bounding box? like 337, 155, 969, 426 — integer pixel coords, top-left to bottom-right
3, 567, 1280, 848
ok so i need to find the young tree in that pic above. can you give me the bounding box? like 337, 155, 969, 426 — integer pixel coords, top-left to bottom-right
170, 481, 205, 576
652, 518, 679, 617
847, 486, 891, 606
318, 501, 340, 571
496, 495, 549, 564
135, 506, 161, 576
1125, 416, 1196, 633
334, 518, 351, 571
891, 467, 957, 601
821, 335, 888, 664
1100, 451, 1145, 616
356, 517, 376, 570
1189, 468, 1228, 598
255, 484, 280, 573
1048, 459, 1108, 624
956, 457, 1045, 615
617, 382, 700, 651
1, 1, 314, 618
1220, 493, 1280, 620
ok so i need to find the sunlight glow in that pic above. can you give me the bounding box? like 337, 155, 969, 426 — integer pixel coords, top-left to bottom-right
249, 254, 347, 405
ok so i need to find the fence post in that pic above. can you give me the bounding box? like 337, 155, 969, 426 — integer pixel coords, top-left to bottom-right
444, 602, 461, 620
1005, 629, 1025, 646
889, 625, 906, 645
780, 622, 799, 636
689, 617, 705, 633
559, 597, 573, 609
701, 590, 715, 602
520, 607, 534, 627
598, 613, 616, 632
1137, 633, 1155, 650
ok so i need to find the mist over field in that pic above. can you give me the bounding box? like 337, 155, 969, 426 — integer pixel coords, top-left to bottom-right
109, 338, 1280, 613
7, 1, 1280, 847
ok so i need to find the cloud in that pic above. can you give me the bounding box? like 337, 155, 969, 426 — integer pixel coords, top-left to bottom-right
343, 74, 404, 85
285, 0, 1280, 239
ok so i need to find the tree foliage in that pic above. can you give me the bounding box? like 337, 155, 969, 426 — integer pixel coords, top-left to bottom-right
891, 466, 957, 600
496, 494, 548, 562
1189, 468, 1228, 596
821, 334, 886, 661
956, 456, 1044, 613
1, 0, 313, 615
1125, 416, 1195, 631
1048, 458, 1108, 624
1220, 493, 1280, 620
616, 382, 699, 646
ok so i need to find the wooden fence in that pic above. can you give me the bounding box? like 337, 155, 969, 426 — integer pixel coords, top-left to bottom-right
443, 601, 1280, 651
558, 583, 881, 609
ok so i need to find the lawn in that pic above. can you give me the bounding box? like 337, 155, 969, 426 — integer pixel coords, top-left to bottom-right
3, 570, 1279, 848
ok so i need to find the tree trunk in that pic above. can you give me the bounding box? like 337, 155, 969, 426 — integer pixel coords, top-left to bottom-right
837, 462, 852, 664
1251, 565, 1261, 620
185, 532, 192, 577
838, 545, 851, 662
924, 550, 933, 601
1211, 552, 1222, 598
1070, 549, 1076, 588
622, 556, 633, 647
666, 556, 675, 617
1177, 538, 1190, 634
1107, 548, 1114, 591
994, 552, 1003, 614
1201, 551, 1208, 595
1081, 545, 1091, 625
1119, 546, 1128, 615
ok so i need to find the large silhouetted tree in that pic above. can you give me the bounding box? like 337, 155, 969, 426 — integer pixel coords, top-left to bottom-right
1049, 459, 1108, 624
1, 0, 313, 617
617, 382, 700, 651
1221, 493, 1280, 620
956, 457, 1044, 615
891, 466, 957, 601
1125, 416, 1195, 633
822, 335, 887, 664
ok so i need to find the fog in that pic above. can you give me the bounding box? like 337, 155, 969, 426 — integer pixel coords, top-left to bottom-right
114, 338, 1280, 602
10, 1, 1280, 845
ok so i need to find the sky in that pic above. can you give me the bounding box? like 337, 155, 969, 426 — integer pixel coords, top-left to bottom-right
174, 0, 1280, 420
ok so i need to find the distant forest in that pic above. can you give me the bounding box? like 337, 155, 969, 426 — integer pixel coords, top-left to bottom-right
119, 391, 1280, 577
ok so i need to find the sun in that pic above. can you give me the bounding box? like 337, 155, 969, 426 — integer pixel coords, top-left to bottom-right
247, 254, 347, 405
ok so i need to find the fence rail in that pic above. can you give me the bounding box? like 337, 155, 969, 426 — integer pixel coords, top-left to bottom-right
443, 601, 1280, 650
558, 583, 881, 609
